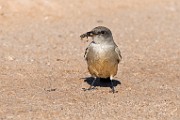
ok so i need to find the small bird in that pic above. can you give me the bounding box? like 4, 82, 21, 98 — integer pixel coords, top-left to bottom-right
80, 26, 122, 93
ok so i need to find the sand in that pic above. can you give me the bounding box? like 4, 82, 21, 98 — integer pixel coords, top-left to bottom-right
0, 0, 179, 119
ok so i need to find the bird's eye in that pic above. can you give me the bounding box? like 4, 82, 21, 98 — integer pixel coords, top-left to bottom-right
101, 31, 105, 34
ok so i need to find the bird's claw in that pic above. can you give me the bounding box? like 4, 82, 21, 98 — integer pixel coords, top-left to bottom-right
82, 87, 97, 91
109, 89, 118, 93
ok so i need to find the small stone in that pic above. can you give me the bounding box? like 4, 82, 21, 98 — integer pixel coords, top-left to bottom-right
97, 20, 103, 23
56, 58, 63, 61
126, 87, 132, 91
44, 16, 49, 20
30, 59, 34, 62
47, 62, 50, 66
7, 56, 15, 61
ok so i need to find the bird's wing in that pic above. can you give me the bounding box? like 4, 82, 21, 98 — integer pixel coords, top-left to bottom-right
115, 46, 122, 63
84, 47, 89, 61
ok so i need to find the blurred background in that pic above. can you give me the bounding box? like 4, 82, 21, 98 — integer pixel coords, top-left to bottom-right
0, 0, 179, 119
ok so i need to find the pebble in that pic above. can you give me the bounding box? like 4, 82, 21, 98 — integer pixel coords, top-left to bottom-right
7, 56, 15, 61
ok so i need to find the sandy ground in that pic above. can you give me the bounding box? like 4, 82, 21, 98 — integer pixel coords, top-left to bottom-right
0, 0, 180, 119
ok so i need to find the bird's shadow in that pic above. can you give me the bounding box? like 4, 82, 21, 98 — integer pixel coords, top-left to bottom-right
82, 77, 121, 88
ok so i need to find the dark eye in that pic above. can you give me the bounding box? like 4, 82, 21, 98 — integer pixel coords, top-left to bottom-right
101, 31, 105, 34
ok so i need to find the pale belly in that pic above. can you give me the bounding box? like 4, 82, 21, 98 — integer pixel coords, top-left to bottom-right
86, 44, 119, 78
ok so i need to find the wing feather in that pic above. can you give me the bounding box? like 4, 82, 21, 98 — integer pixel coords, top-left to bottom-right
115, 47, 122, 63
84, 47, 89, 61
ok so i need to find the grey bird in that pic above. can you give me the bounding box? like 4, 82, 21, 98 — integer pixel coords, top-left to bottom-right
80, 26, 122, 93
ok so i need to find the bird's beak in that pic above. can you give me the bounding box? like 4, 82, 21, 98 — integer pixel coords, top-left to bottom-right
80, 31, 96, 39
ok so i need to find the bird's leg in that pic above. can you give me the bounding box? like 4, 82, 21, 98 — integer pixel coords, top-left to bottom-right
88, 77, 96, 90
110, 76, 116, 93
83, 77, 97, 91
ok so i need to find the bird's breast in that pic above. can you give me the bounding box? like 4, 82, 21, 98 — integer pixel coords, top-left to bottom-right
89, 44, 115, 60
86, 43, 119, 78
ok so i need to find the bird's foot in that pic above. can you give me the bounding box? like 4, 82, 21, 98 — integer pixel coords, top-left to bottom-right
82, 87, 97, 91
109, 88, 118, 93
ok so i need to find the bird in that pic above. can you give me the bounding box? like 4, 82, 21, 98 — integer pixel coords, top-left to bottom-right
80, 26, 122, 93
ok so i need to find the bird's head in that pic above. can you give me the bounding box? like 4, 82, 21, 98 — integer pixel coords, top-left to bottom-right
80, 26, 113, 44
